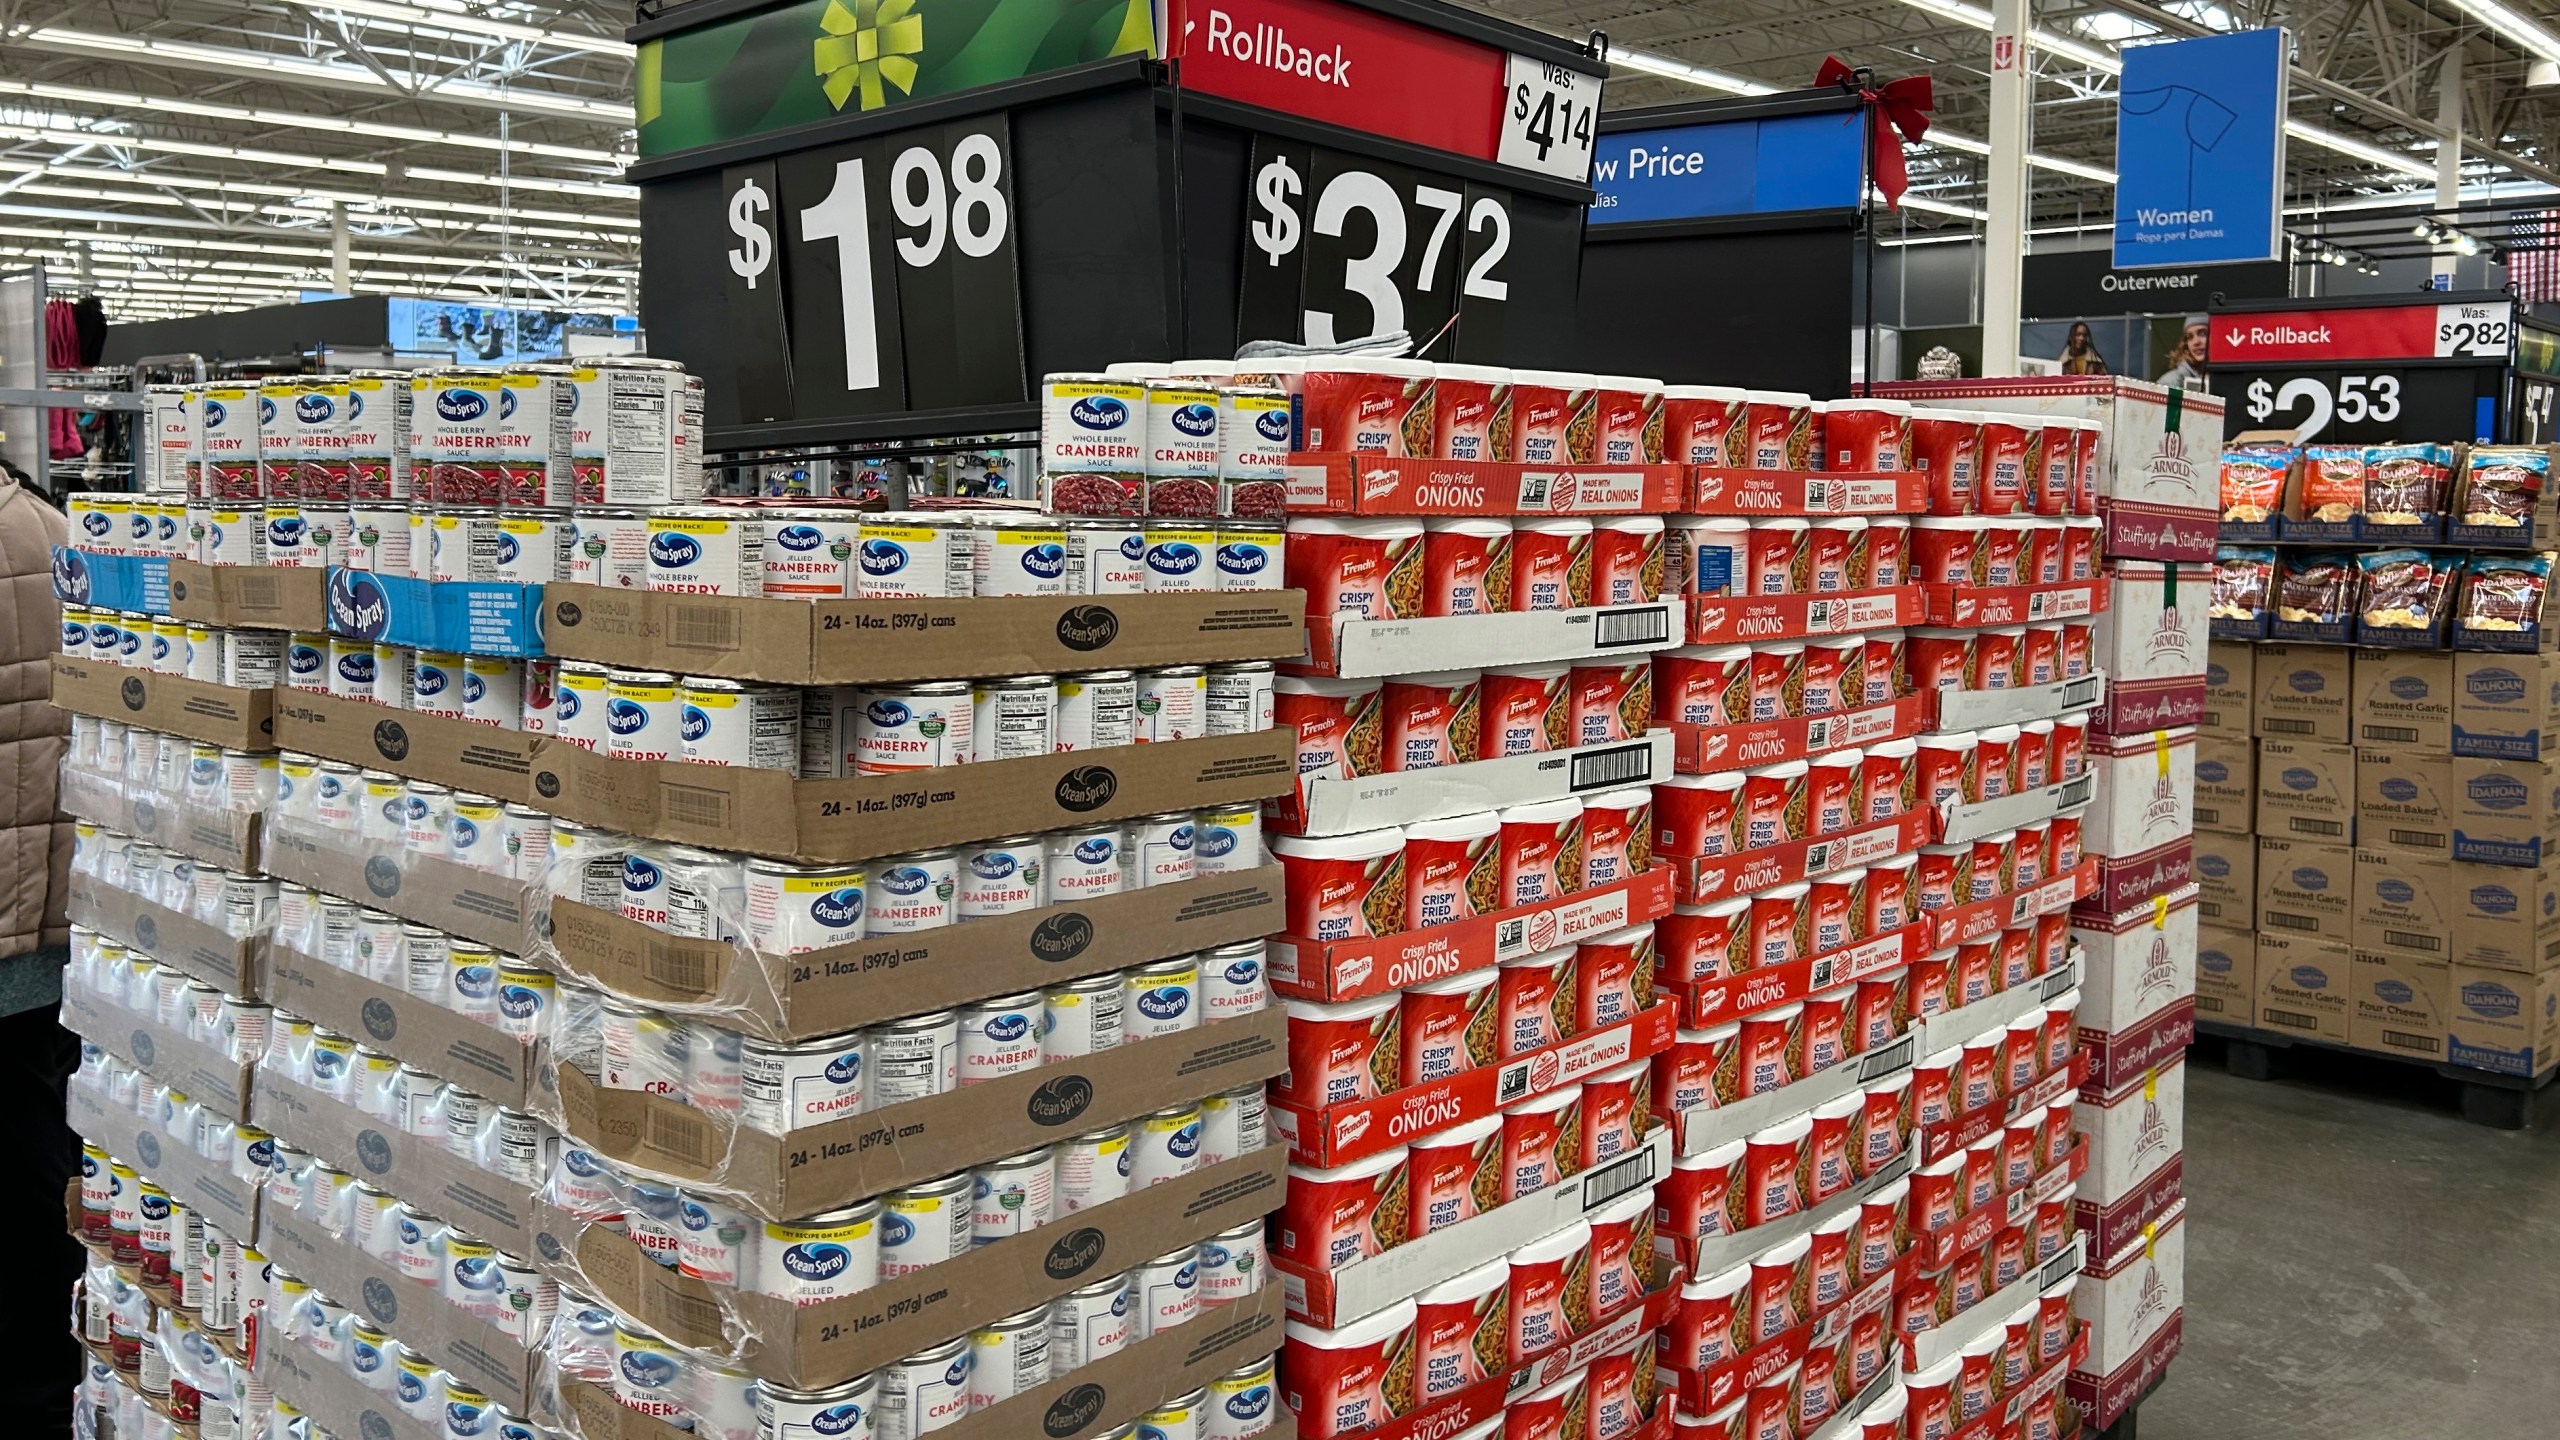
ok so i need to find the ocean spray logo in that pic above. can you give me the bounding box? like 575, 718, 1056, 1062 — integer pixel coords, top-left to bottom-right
295, 392, 333, 424
624, 855, 664, 892
81, 511, 109, 538
879, 864, 932, 897
499, 387, 518, 420
859, 539, 910, 575
970, 852, 1019, 881
781, 1243, 853, 1283
1146, 541, 1204, 578
866, 699, 912, 728
1020, 542, 1068, 580
680, 705, 711, 743
414, 665, 450, 698
824, 1051, 862, 1084
617, 1350, 678, 1389
811, 888, 864, 928
1224, 955, 1262, 987
1070, 396, 1129, 431
1256, 408, 1292, 443
462, 672, 486, 705
777, 524, 825, 553
1134, 986, 1191, 1022
607, 698, 650, 735
436, 389, 489, 423
202, 400, 226, 427
1170, 401, 1216, 437
648, 531, 701, 568
1071, 836, 1116, 867
1216, 542, 1269, 579
497, 531, 520, 566
981, 1013, 1032, 1044
258, 395, 276, 425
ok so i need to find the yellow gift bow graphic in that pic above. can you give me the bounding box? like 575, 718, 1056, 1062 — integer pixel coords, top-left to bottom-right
817, 0, 925, 112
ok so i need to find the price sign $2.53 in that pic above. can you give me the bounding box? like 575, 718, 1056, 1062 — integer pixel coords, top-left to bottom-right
718, 117, 1025, 422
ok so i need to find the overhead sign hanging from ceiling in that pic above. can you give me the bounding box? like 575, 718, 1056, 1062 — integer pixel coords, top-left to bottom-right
2112, 27, 2288, 269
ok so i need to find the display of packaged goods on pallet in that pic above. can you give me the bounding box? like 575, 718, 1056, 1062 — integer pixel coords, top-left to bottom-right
2211, 541, 2560, 651
2215, 438, 2560, 548
70, 1157, 263, 1439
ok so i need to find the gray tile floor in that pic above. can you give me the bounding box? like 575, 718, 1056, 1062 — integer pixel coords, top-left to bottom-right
2131, 1040, 2560, 1439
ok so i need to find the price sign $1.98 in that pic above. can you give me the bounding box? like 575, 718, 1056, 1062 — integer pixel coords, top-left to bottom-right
719, 116, 1025, 422
1237, 138, 1517, 356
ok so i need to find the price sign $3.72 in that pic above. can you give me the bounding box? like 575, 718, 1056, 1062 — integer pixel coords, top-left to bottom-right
1239, 139, 1515, 351
718, 118, 1023, 419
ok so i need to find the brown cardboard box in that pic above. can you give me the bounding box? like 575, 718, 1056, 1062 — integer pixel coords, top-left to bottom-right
2203, 641, 2254, 737
262, 1335, 439, 1440
50, 655, 275, 752
548, 867, 1284, 1043
2251, 931, 2352, 1043
2446, 963, 2560, 1076
557, 1291, 1283, 1440
2348, 950, 2447, 1062
559, 1008, 1286, 1221
2255, 836, 2352, 941
539, 583, 1308, 686
262, 819, 529, 953
2349, 649, 2453, 750
2194, 925, 2253, 1024
2452, 652, 2560, 761
164, 558, 329, 632
2448, 756, 2560, 868
2448, 862, 2560, 973
66, 872, 266, 999
274, 689, 542, 802
56, 767, 261, 874
265, 941, 541, 1108
260, 1203, 543, 1409
2350, 849, 2453, 961
58, 975, 256, 1122
529, 729, 1295, 865
2253, 738, 2355, 842
550, 1151, 1284, 1387
2355, 748, 2454, 854
2191, 829, 2254, 930
2252, 643, 2352, 742
255, 1067, 544, 1256
2190, 733, 2255, 835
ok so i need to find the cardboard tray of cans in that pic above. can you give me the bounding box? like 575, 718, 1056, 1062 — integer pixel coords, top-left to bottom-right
1659, 922, 1927, 1031
259, 1333, 448, 1440
51, 655, 276, 752
1269, 1002, 1679, 1170
1670, 696, 1930, 777
557, 1290, 1288, 1440
543, 1148, 1284, 1388
1338, 1274, 1682, 1440
262, 821, 531, 955
529, 728, 1297, 865
257, 1201, 545, 1412
1904, 1233, 2084, 1372
543, 865, 1285, 1043
69, 873, 268, 1001
264, 942, 542, 1110
1924, 865, 2095, 954
67, 1077, 264, 1245
536, 583, 1310, 686
1673, 1032, 1918, 1160
1272, 1129, 1670, 1329
1296, 599, 1683, 679
1267, 867, 1674, 1006
60, 978, 257, 1124
1917, 1056, 2088, 1169
1661, 1265, 1904, 1420
1676, 1148, 1917, 1280
1908, 1139, 2086, 1273
1932, 771, 2096, 847
1680, 468, 1930, 516
165, 558, 331, 632
1659, 812, 1930, 909
1286, 732, 1671, 838
1282, 453, 1687, 516
1915, 955, 2086, 1061
255, 1066, 545, 1259
1927, 674, 2105, 734
59, 767, 263, 875
1682, 588, 1923, 646
274, 689, 544, 803
557, 1008, 1286, 1222
1918, 580, 2109, 629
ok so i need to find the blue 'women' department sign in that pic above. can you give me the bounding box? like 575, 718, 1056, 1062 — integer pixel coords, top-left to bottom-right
2112, 28, 2288, 268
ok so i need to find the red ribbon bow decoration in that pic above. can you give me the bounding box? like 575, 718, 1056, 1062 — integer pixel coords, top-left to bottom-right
1817, 56, 1934, 209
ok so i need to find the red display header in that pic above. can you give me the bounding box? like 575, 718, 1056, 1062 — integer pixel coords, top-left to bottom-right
1167, 0, 1503, 164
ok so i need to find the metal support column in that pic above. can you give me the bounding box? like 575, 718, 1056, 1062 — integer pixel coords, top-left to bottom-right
1981, 0, 2032, 375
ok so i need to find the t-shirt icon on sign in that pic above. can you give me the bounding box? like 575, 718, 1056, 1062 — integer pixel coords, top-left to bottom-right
2119, 85, 2238, 207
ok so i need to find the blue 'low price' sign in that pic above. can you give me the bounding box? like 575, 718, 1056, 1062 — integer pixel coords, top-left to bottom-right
1589, 111, 1863, 225
2112, 28, 2288, 268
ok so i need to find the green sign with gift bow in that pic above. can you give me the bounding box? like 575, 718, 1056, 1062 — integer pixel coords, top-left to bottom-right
636, 0, 1157, 157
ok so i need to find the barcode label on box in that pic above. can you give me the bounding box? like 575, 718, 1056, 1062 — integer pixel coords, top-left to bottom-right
645, 941, 716, 993
666, 605, 745, 653
2262, 1006, 2316, 1031
2264, 912, 2317, 932
2382, 1028, 2437, 1053
2264, 718, 2316, 734
661, 783, 734, 830
2361, 724, 2418, 745
1580, 1147, 1657, 1209
1595, 606, 1672, 650
2388, 828, 2446, 849
2292, 819, 2346, 838
2382, 929, 2442, 954
647, 1105, 720, 1166
1570, 743, 1654, 791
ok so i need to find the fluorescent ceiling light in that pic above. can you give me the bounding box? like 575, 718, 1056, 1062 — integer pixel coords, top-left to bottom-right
2438, 0, 2560, 65
0, 218, 637, 276
0, 80, 626, 165
273, 0, 634, 58
13, 28, 633, 124
1, 161, 639, 229
1608, 50, 1778, 96
0, 122, 636, 198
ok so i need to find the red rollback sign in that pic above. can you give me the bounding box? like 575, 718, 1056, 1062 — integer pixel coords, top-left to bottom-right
2209, 299, 2514, 364
1165, 0, 1507, 162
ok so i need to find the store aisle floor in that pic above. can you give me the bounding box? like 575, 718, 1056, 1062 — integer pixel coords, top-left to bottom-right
2135, 1040, 2560, 1439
